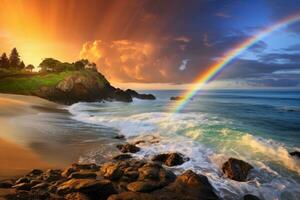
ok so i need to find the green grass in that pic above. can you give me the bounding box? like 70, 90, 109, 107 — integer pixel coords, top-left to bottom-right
0, 71, 74, 94
0, 70, 109, 94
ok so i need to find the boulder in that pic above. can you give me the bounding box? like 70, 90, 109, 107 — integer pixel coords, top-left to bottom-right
57, 178, 116, 200
108, 192, 153, 200
222, 158, 253, 181
152, 153, 188, 166
15, 177, 30, 184
122, 170, 139, 181
109, 170, 219, 200
12, 183, 32, 191
62, 167, 77, 178
29, 180, 42, 187
65, 192, 90, 200
127, 181, 160, 192
68, 172, 97, 179
27, 169, 43, 177
243, 194, 261, 200
138, 163, 161, 180
31, 182, 50, 191
136, 163, 176, 190
113, 154, 133, 161
152, 170, 219, 200
0, 180, 14, 188
116, 144, 140, 153
71, 163, 100, 172
101, 163, 123, 180
289, 151, 300, 159
42, 169, 63, 182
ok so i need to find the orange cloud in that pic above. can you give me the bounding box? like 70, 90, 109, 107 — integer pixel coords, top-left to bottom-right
80, 40, 177, 83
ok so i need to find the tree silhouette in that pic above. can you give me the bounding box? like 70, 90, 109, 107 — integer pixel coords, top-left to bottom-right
19, 61, 25, 70
25, 64, 34, 72
0, 53, 9, 69
9, 48, 20, 70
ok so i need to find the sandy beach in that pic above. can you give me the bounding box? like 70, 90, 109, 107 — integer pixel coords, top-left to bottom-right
0, 94, 66, 178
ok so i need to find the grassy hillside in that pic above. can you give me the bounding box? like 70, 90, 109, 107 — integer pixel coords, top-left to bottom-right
0, 70, 108, 94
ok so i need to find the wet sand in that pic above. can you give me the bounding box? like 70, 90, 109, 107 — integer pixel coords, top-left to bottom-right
0, 94, 67, 178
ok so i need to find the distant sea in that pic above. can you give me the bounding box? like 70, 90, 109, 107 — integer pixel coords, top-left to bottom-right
18, 89, 300, 199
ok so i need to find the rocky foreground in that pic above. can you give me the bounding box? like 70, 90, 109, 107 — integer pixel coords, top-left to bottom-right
0, 140, 266, 200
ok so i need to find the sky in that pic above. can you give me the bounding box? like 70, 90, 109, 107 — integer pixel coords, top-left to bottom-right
0, 0, 300, 89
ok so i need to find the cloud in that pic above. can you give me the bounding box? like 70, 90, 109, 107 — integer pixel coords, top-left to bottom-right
179, 59, 190, 71
79, 39, 188, 83
80, 40, 156, 82
247, 78, 300, 87
203, 33, 213, 47
174, 36, 191, 43
273, 69, 300, 74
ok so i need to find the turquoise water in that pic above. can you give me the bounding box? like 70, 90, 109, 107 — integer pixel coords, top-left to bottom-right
69, 89, 300, 200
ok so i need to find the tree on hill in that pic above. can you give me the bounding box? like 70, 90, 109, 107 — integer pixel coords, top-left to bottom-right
39, 58, 61, 72
0, 53, 9, 69
74, 60, 85, 70
19, 61, 25, 70
9, 48, 21, 70
25, 64, 34, 72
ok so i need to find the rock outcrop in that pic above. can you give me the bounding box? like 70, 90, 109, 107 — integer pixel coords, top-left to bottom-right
0, 160, 220, 200
125, 89, 156, 100
34, 71, 130, 104
109, 170, 219, 200
222, 158, 253, 181
33, 71, 155, 105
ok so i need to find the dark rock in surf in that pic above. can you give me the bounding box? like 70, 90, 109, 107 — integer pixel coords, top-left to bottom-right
289, 151, 300, 159
114, 135, 125, 140
243, 194, 262, 200
152, 152, 188, 166
124, 89, 155, 99
125, 89, 156, 100
116, 144, 140, 153
113, 154, 133, 161
222, 158, 253, 181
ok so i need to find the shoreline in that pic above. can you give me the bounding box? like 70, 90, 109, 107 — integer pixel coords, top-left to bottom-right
0, 94, 68, 178
0, 93, 299, 199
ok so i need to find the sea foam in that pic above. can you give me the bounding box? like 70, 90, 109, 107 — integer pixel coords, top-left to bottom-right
69, 102, 300, 200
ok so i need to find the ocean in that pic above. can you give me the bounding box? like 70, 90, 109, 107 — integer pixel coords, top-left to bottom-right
17, 89, 300, 199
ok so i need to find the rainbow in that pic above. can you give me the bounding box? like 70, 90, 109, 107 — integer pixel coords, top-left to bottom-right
172, 13, 300, 112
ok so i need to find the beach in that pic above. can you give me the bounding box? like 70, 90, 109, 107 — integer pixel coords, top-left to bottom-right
0, 90, 299, 199
0, 94, 67, 178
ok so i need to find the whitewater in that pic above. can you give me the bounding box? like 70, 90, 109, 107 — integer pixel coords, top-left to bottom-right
68, 89, 300, 200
